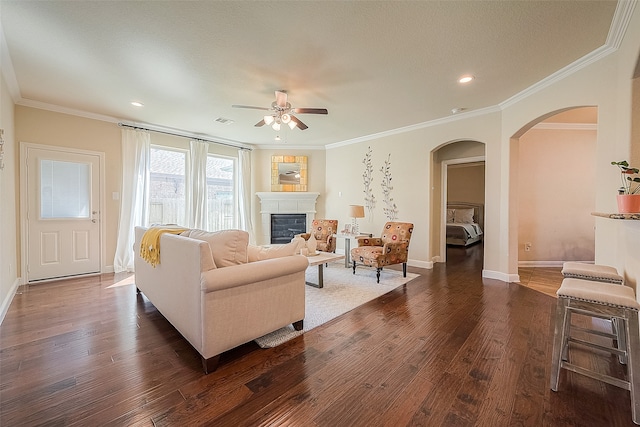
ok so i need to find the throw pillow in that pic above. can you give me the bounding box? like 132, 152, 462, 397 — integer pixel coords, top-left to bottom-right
183, 229, 249, 267
454, 208, 475, 224
247, 241, 297, 262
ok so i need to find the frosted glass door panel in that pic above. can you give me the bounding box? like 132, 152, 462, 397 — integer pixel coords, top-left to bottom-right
40, 159, 90, 219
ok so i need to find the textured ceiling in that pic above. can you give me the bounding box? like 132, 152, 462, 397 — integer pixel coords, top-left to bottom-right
0, 1, 617, 147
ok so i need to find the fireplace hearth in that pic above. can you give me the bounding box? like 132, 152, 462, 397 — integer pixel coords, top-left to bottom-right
255, 192, 320, 245
271, 214, 306, 244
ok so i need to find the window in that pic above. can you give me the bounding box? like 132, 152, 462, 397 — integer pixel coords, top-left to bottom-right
149, 147, 187, 226
40, 159, 90, 219
206, 155, 235, 230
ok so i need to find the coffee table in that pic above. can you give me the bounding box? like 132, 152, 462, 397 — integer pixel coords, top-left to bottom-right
305, 252, 345, 288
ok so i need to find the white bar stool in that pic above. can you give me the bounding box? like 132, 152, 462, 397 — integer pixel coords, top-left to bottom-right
550, 278, 640, 424
561, 262, 626, 361
562, 261, 624, 284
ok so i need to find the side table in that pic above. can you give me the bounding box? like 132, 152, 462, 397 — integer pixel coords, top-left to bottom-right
335, 233, 372, 268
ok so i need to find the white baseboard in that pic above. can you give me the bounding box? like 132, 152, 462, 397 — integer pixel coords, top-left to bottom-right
518, 260, 593, 268
0, 277, 22, 325
409, 259, 433, 269
483, 269, 520, 283
102, 265, 115, 274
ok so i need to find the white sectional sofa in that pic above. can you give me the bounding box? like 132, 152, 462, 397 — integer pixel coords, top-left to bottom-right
134, 227, 308, 373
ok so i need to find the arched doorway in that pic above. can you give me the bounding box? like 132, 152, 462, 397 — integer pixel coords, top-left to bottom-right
511, 106, 598, 275
431, 140, 486, 264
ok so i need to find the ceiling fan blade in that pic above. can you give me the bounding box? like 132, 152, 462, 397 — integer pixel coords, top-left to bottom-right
290, 115, 308, 130
254, 119, 266, 127
232, 104, 270, 111
293, 108, 328, 115
275, 90, 288, 108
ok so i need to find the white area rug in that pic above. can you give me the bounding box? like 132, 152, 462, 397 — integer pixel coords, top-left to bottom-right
254, 262, 419, 348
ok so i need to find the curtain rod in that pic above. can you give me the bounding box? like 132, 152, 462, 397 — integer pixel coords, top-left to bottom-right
117, 122, 252, 151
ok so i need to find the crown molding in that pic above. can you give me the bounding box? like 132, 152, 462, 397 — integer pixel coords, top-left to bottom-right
499, 44, 616, 110
326, 105, 501, 150
118, 120, 253, 150
17, 98, 121, 123
500, 1, 636, 110
606, 0, 637, 49
0, 21, 20, 102
5, 1, 634, 151
532, 122, 597, 131
254, 144, 325, 150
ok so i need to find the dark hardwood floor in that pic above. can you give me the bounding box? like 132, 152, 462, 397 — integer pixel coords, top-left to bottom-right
1, 244, 635, 426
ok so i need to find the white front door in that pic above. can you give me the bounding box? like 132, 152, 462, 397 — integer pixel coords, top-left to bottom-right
24, 144, 102, 282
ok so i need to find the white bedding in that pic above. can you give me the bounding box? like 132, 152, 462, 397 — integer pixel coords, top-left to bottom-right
446, 222, 483, 246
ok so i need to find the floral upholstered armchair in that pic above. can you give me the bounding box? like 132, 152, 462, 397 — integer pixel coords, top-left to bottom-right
299, 219, 338, 253
351, 221, 413, 283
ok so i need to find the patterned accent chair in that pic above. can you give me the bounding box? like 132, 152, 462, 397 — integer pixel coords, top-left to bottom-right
351, 221, 413, 283
299, 219, 338, 253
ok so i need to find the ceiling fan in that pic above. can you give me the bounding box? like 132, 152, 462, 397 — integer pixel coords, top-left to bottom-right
232, 90, 328, 131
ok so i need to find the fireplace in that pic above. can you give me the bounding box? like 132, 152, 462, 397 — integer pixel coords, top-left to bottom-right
256, 192, 320, 245
271, 214, 306, 244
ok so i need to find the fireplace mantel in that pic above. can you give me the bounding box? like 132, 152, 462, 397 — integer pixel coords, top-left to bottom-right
256, 192, 320, 245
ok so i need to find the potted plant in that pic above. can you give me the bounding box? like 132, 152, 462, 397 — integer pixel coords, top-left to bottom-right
612, 160, 640, 213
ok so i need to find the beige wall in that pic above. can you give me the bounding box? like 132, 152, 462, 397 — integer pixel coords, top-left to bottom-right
0, 73, 18, 320
517, 127, 596, 263
432, 141, 485, 257
251, 148, 326, 245
447, 164, 485, 205
633, 76, 640, 165
13, 107, 242, 275
324, 5, 640, 285
2, 5, 639, 311
15, 107, 122, 275
326, 115, 500, 267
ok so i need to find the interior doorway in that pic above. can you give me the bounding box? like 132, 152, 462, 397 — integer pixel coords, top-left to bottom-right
432, 139, 486, 264
513, 107, 597, 268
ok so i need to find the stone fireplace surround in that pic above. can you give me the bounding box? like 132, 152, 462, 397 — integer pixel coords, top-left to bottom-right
256, 192, 320, 245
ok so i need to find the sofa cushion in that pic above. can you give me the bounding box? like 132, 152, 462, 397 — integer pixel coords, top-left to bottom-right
247, 241, 297, 262
182, 229, 249, 267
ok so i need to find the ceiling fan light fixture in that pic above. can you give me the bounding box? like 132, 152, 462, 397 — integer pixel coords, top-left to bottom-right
263, 115, 274, 125
281, 114, 291, 124
272, 122, 281, 131
287, 121, 297, 130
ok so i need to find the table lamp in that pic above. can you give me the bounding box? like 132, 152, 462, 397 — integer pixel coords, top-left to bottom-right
348, 205, 365, 235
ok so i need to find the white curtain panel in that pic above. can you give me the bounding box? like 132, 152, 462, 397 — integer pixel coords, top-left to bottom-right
238, 149, 255, 244
113, 128, 150, 273
188, 140, 209, 230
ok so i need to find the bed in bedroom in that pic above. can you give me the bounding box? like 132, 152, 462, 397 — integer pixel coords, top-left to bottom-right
446, 202, 484, 246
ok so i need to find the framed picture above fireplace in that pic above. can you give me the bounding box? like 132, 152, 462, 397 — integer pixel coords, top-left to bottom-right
271, 155, 307, 192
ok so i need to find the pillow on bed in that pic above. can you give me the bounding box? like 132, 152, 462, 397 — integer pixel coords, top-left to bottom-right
454, 208, 475, 224
446, 209, 455, 223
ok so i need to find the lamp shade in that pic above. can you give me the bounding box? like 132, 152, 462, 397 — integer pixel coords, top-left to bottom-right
348, 205, 365, 218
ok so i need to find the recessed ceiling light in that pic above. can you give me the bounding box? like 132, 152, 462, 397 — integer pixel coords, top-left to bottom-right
458, 75, 475, 84
131, 101, 144, 107
451, 107, 466, 114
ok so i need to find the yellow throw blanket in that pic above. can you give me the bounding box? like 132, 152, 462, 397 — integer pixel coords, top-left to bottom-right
140, 226, 189, 267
